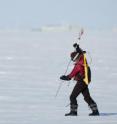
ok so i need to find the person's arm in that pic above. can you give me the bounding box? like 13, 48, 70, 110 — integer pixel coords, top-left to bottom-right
68, 55, 84, 79
68, 64, 80, 79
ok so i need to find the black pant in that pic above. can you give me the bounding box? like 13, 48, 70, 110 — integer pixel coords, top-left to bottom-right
70, 81, 96, 106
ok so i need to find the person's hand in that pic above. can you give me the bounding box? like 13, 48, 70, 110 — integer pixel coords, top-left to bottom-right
60, 75, 71, 81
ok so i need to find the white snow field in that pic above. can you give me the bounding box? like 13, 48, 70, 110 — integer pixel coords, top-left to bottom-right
0, 29, 117, 124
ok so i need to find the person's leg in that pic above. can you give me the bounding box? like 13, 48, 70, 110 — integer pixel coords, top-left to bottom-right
82, 85, 99, 116
65, 82, 86, 116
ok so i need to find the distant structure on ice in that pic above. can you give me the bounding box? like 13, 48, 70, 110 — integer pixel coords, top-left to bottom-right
32, 24, 81, 32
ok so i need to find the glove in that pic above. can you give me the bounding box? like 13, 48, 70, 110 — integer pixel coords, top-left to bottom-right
60, 75, 71, 81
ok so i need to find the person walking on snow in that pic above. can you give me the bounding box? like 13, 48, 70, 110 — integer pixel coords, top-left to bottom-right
60, 43, 99, 116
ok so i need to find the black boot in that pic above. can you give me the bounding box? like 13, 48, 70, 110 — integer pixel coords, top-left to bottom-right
89, 104, 99, 116
65, 111, 77, 116
89, 110, 99, 116
65, 104, 77, 116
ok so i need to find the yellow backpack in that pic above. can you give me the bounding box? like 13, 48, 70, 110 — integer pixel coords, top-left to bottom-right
83, 53, 91, 85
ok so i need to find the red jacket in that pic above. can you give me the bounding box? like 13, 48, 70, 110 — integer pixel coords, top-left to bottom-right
68, 54, 85, 81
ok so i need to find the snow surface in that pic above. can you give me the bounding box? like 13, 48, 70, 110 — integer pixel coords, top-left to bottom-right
0, 29, 117, 124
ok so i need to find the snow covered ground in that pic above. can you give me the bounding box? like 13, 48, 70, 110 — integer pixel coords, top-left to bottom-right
0, 29, 117, 124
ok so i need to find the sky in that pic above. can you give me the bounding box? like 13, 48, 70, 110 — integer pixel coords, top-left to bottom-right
0, 0, 117, 29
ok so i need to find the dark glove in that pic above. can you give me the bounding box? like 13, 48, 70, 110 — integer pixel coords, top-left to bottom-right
60, 75, 71, 81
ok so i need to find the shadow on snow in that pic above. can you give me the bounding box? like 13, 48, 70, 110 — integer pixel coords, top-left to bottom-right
100, 113, 117, 116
